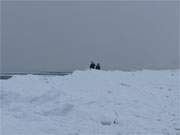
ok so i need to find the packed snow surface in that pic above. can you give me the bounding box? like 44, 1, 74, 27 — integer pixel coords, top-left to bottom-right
0, 70, 180, 135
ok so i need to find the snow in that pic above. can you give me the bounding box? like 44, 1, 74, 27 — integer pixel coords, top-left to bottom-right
0, 69, 180, 135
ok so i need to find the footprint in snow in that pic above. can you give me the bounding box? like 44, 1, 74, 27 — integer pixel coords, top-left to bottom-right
101, 120, 112, 126
168, 88, 172, 91
107, 90, 112, 94
42, 103, 74, 116
120, 83, 130, 87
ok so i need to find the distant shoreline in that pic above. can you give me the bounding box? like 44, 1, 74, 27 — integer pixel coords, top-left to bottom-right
0, 72, 72, 75
0, 72, 72, 80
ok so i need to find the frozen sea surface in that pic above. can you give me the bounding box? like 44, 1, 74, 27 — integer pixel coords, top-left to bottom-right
0, 69, 180, 135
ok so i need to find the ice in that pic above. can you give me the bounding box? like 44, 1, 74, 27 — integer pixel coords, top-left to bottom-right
0, 69, 179, 135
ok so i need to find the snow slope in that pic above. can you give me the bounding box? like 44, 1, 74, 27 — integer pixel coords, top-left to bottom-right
0, 70, 179, 135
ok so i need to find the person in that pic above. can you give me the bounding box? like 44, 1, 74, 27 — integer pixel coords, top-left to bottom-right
95, 63, 101, 70
89, 61, 95, 69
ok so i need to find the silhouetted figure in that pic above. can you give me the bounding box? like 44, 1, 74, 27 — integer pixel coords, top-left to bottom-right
90, 61, 96, 69
95, 63, 101, 70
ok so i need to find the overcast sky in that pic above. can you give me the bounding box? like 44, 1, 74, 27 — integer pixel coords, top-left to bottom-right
1, 1, 179, 72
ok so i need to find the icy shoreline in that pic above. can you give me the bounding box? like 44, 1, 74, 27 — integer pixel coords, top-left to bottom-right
0, 70, 179, 135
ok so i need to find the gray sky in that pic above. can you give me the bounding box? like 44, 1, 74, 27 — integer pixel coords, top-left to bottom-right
1, 1, 179, 72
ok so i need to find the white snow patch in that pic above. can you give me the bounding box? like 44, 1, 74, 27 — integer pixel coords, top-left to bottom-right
0, 69, 179, 135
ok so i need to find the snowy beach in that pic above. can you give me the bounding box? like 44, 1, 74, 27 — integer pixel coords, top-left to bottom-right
0, 70, 179, 135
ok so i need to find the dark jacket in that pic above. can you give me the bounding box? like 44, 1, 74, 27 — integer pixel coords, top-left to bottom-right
95, 63, 101, 70
90, 62, 95, 69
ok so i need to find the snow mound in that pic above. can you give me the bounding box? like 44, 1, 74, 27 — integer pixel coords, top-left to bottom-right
0, 69, 179, 135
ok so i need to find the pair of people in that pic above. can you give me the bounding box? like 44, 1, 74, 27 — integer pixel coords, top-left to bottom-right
90, 61, 101, 70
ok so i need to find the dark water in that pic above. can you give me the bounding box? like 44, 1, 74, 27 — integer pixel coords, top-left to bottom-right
0, 76, 12, 80
0, 72, 72, 80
